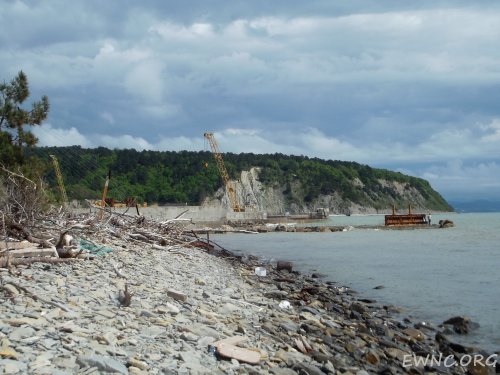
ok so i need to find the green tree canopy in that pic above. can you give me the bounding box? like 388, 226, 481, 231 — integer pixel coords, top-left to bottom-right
0, 71, 49, 166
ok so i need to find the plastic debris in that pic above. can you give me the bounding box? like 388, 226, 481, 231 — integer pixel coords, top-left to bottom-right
254, 267, 266, 277
79, 239, 113, 256
278, 300, 291, 309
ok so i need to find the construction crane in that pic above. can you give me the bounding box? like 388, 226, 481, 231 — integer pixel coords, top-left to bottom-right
49, 155, 68, 206
204, 132, 244, 212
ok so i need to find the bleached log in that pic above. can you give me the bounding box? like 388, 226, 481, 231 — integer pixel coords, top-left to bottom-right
5, 247, 58, 258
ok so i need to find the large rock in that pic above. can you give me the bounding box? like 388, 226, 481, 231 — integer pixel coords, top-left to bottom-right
442, 316, 479, 334
439, 219, 454, 228
77, 355, 128, 374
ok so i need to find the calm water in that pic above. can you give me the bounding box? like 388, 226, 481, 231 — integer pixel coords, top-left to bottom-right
212, 213, 500, 352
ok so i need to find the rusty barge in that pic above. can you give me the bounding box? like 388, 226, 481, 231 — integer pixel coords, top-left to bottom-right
385, 205, 428, 226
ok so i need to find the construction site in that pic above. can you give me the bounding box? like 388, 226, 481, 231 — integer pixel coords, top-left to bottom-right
47, 133, 443, 228
48, 132, 328, 224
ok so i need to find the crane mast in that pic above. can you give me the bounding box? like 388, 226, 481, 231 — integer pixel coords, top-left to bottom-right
49, 155, 68, 207
204, 132, 244, 212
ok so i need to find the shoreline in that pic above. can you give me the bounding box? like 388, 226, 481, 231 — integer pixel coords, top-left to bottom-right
0, 215, 496, 374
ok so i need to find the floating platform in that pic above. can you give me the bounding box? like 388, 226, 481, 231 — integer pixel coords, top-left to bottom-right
384, 214, 427, 226
384, 204, 428, 226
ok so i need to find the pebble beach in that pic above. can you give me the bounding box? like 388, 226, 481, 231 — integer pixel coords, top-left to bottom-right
0, 234, 497, 374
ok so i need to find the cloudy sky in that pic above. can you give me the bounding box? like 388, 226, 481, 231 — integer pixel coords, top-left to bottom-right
2, 0, 500, 201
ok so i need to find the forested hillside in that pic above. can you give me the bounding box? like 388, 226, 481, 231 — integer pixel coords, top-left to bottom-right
29, 146, 453, 212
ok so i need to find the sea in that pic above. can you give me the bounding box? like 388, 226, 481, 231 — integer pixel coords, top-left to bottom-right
212, 212, 500, 352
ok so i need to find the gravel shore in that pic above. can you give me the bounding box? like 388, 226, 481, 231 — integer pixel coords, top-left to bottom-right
0, 236, 496, 374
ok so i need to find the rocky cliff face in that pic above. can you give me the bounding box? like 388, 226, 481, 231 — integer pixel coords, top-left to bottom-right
204, 167, 446, 215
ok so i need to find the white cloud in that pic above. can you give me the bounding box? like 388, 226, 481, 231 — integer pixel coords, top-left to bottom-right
98, 135, 153, 150
124, 60, 165, 103
33, 124, 92, 147
481, 119, 500, 142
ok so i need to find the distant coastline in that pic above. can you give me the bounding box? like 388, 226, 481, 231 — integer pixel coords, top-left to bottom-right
449, 199, 500, 213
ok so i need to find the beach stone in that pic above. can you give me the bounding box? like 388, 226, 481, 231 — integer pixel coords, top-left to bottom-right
365, 349, 380, 365
195, 278, 206, 286
165, 302, 180, 315
403, 327, 425, 341
29, 352, 54, 370
270, 368, 299, 375
77, 354, 128, 374
2, 359, 27, 374
276, 261, 293, 272
167, 289, 188, 302
299, 306, 321, 316
127, 357, 149, 370
385, 347, 408, 362
181, 332, 199, 342
280, 320, 299, 333
178, 350, 205, 371
3, 317, 41, 327
443, 316, 479, 334
293, 362, 324, 375
202, 290, 211, 299
128, 366, 147, 375
197, 335, 215, 348
3, 284, 20, 296
52, 355, 77, 369
468, 361, 496, 375
275, 349, 309, 365
9, 326, 36, 341
219, 302, 240, 314
309, 350, 331, 363
351, 302, 367, 314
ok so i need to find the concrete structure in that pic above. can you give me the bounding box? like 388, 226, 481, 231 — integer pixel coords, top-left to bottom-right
96, 204, 265, 223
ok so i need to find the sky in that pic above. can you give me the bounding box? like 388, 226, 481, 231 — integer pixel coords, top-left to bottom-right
1, 0, 500, 202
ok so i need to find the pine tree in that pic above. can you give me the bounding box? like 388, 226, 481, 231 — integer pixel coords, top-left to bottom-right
0, 71, 49, 165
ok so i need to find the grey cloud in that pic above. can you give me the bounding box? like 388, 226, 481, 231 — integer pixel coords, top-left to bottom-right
2, 1, 500, 200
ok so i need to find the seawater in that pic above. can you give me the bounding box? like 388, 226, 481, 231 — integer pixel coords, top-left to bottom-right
212, 212, 500, 352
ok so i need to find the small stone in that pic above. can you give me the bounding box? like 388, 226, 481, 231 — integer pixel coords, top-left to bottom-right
167, 289, 187, 302
197, 336, 215, 347
3, 284, 19, 296
127, 358, 149, 370
139, 310, 155, 318
351, 302, 367, 314
9, 326, 36, 341
77, 354, 128, 374
2, 359, 27, 374
165, 302, 180, 315
280, 321, 298, 333
270, 368, 300, 375
365, 349, 380, 365
403, 327, 425, 341
468, 361, 495, 375
128, 366, 145, 375
385, 347, 408, 361
180, 332, 199, 342
195, 278, 206, 285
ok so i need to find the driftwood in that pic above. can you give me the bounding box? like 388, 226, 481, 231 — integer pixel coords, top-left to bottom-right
4, 247, 58, 258
4, 217, 53, 248
0, 257, 78, 268
118, 283, 132, 307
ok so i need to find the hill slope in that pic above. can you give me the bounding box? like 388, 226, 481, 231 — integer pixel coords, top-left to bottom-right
30, 146, 453, 214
